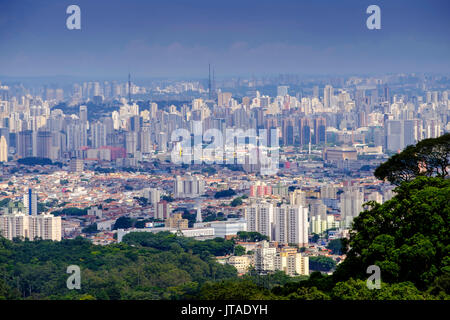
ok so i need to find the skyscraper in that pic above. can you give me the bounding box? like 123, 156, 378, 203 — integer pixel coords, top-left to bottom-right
282, 118, 295, 146
17, 130, 33, 158
277, 86, 289, 97
0, 135, 7, 162
313, 86, 319, 98
313, 117, 327, 145
79, 105, 88, 123
218, 92, 232, 107
91, 121, 107, 148
385, 119, 418, 152
36, 131, 52, 158
195, 199, 202, 223
67, 122, 88, 154
299, 118, 311, 146
155, 200, 171, 220
323, 85, 333, 108
383, 85, 390, 103
23, 189, 38, 216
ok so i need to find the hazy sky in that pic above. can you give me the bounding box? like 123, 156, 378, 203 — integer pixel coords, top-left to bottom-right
0, 0, 449, 78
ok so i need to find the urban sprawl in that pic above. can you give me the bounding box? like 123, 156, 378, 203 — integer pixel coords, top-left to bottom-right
0, 73, 448, 276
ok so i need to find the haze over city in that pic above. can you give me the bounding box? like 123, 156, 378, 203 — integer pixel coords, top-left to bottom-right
0, 0, 449, 307
0, 0, 449, 78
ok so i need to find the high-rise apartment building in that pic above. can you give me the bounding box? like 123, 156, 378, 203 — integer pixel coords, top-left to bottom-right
218, 92, 232, 107
36, 130, 52, 158
23, 188, 37, 216
320, 185, 337, 199
250, 181, 272, 197
0, 135, 7, 162
174, 175, 205, 198
385, 119, 419, 152
17, 130, 33, 158
79, 105, 88, 124
340, 187, 364, 228
310, 214, 338, 235
255, 240, 277, 274
274, 205, 308, 247
323, 85, 333, 108
142, 188, 161, 207
245, 202, 274, 239
91, 121, 107, 148
313, 117, 327, 144
155, 200, 171, 220
289, 189, 306, 206
0, 212, 61, 241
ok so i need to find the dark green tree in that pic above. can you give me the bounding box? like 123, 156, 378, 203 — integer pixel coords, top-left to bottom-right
113, 217, 134, 230
234, 245, 246, 256
375, 133, 450, 185
230, 197, 243, 207
326, 239, 343, 255
309, 256, 336, 272
334, 177, 450, 291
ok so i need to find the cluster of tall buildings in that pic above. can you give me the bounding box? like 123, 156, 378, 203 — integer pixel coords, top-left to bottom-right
245, 202, 308, 247
0, 189, 61, 241
0, 75, 448, 256
244, 180, 394, 238
0, 78, 448, 171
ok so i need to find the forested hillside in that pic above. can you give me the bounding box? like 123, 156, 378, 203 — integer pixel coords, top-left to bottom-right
0, 234, 237, 300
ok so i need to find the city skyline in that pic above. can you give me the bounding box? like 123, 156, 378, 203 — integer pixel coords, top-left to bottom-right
0, 0, 449, 303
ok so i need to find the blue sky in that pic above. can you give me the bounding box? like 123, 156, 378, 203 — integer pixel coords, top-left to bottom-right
0, 0, 449, 78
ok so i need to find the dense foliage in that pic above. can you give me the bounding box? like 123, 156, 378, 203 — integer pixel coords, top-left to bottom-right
334, 177, 449, 292
214, 189, 236, 199
51, 207, 88, 216
230, 197, 243, 207
122, 232, 235, 257
0, 234, 237, 300
375, 133, 450, 185
309, 256, 336, 272
327, 239, 343, 255
236, 231, 269, 242
17, 157, 53, 166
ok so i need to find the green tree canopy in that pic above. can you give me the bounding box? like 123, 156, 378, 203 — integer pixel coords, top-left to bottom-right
334, 177, 450, 292
230, 197, 243, 207
309, 256, 336, 272
113, 217, 134, 230
326, 239, 343, 255
375, 133, 450, 185
234, 245, 246, 256
236, 231, 268, 242
214, 189, 236, 199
